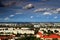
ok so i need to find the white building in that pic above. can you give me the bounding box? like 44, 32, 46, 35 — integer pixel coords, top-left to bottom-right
34, 24, 40, 28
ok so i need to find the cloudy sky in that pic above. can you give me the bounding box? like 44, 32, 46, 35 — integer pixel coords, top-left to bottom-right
0, 0, 60, 22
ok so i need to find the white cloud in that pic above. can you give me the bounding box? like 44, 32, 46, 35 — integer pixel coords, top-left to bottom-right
10, 15, 14, 17
43, 12, 52, 15
16, 13, 22, 14
34, 8, 46, 12
54, 16, 58, 19
56, 8, 60, 12
34, 8, 60, 14
4, 17, 9, 20
23, 4, 34, 9
50, 10, 58, 14
30, 16, 33, 18
34, 8, 60, 16
49, 8, 60, 14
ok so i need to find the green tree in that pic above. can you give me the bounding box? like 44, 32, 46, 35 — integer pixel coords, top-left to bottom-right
54, 30, 59, 33
52, 38, 58, 40
16, 35, 43, 40
47, 30, 54, 35
35, 28, 40, 34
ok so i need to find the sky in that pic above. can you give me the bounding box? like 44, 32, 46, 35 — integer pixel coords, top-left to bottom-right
0, 0, 60, 22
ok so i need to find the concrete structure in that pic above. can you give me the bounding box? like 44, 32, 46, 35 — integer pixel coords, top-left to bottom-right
34, 24, 40, 28
0, 27, 34, 34
0, 27, 34, 40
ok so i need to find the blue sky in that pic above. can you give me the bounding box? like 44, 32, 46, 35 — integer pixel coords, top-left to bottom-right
0, 0, 60, 22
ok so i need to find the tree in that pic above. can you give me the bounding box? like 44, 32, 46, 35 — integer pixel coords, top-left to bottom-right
15, 35, 43, 40
42, 30, 48, 34
54, 30, 59, 33
47, 30, 54, 35
52, 38, 58, 40
35, 28, 40, 34
16, 33, 21, 37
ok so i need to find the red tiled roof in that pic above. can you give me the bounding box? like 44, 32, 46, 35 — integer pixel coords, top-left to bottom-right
0, 35, 15, 39
37, 32, 60, 38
